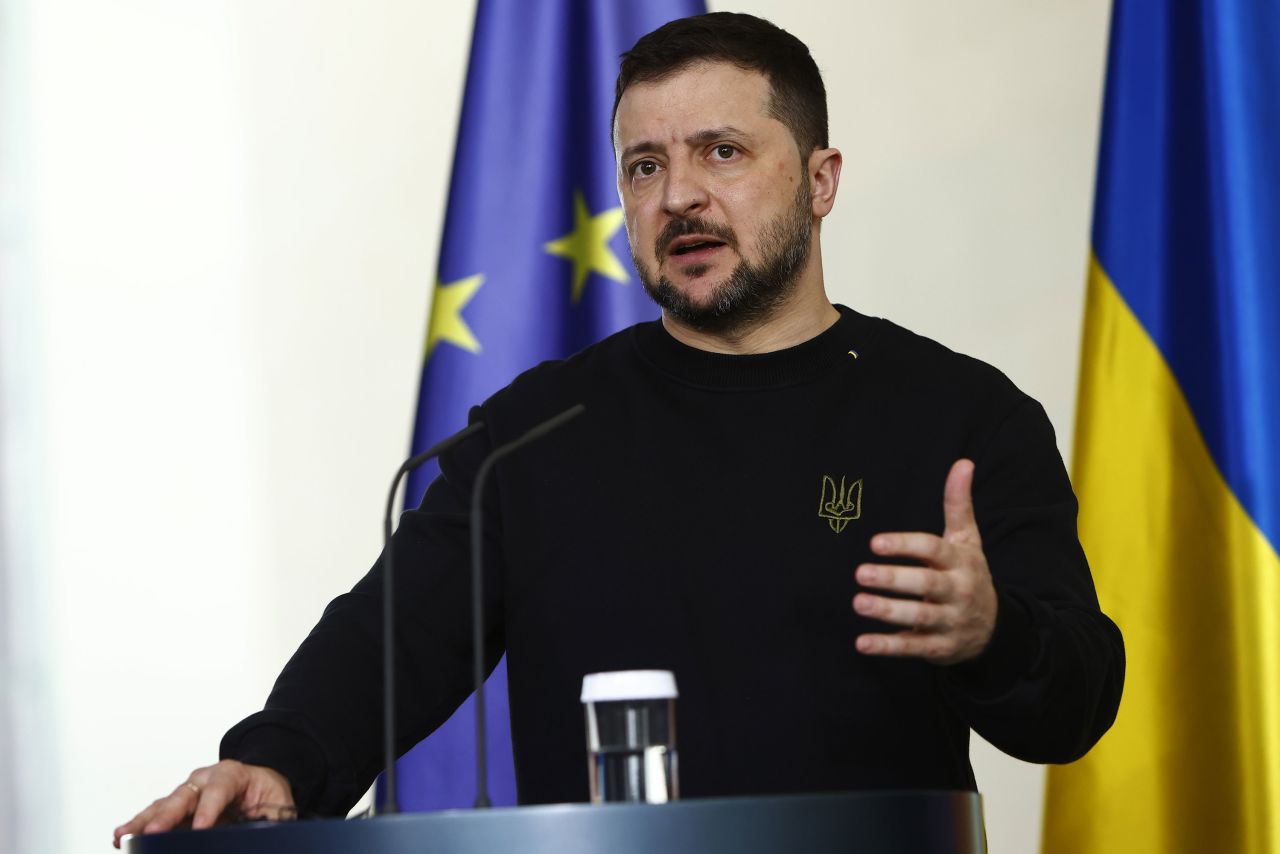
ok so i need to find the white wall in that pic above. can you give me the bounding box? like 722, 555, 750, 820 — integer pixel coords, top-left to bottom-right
0, 2, 1110, 852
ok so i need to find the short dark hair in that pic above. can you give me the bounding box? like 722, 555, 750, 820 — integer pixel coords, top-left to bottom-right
613, 12, 828, 159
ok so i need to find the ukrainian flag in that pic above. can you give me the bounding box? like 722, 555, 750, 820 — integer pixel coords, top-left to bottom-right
1042, 1, 1280, 851
392, 0, 704, 811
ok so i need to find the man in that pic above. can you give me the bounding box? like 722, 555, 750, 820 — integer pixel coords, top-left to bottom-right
116, 12, 1123, 844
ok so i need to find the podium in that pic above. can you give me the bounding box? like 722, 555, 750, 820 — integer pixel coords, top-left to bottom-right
124, 791, 986, 853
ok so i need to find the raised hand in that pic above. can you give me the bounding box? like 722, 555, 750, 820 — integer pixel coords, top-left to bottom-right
852, 458, 997, 665
112, 760, 294, 848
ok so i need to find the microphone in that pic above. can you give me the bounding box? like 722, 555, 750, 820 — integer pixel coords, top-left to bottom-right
380, 419, 486, 815
470, 403, 586, 808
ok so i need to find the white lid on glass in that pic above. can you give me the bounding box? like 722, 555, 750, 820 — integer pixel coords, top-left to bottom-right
580, 669, 678, 703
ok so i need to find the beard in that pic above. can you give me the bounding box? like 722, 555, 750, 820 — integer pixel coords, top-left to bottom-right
632, 181, 813, 336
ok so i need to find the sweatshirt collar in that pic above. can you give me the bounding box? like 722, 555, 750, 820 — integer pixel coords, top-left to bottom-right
631, 304, 873, 390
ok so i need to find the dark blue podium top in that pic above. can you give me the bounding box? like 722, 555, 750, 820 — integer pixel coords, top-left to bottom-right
124, 790, 986, 854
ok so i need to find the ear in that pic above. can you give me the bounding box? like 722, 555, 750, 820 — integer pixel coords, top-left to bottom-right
808, 147, 843, 218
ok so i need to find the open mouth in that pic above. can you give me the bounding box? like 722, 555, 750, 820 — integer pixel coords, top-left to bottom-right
671, 240, 725, 255
668, 239, 728, 262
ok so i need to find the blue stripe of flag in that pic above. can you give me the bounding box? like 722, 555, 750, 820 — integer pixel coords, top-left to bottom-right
1090, 0, 1280, 549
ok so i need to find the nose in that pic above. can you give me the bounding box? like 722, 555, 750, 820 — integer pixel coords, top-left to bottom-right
661, 160, 708, 218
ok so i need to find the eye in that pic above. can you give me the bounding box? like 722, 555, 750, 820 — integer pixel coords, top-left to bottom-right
713, 144, 738, 160
630, 159, 660, 178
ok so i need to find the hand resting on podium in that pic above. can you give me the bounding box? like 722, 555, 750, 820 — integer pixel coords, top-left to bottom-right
112, 759, 293, 848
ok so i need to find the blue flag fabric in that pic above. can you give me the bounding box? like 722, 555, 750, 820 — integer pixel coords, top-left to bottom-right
1086, 0, 1280, 549
394, 0, 705, 811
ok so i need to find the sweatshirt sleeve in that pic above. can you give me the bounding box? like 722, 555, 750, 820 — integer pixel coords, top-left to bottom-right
220, 410, 504, 816
937, 397, 1125, 763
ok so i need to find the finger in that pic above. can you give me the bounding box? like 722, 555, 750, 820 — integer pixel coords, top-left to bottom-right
852, 592, 948, 630
942, 458, 979, 542
870, 531, 953, 566
860, 627, 952, 660
856, 631, 952, 660
191, 776, 239, 830
139, 789, 198, 835
855, 563, 954, 600
188, 766, 216, 788
115, 800, 167, 847
114, 808, 151, 843
116, 765, 221, 846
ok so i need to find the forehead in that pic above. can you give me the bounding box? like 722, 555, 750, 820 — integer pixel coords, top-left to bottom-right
614, 61, 776, 148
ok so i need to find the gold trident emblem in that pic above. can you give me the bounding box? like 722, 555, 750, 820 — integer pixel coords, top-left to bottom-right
819, 475, 863, 533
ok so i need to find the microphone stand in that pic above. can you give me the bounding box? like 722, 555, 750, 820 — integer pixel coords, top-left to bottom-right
380, 420, 486, 815
469, 403, 585, 808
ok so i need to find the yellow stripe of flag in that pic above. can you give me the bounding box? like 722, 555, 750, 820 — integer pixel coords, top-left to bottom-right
1042, 258, 1280, 853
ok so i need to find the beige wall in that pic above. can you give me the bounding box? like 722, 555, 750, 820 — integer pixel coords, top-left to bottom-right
0, 2, 1110, 852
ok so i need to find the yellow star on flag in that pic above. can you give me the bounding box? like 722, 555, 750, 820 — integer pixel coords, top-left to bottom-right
543, 190, 629, 303
425, 273, 484, 362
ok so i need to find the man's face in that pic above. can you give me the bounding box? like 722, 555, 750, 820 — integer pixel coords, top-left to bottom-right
614, 62, 815, 333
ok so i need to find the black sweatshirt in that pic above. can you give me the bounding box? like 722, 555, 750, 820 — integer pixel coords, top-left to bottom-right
221, 305, 1125, 815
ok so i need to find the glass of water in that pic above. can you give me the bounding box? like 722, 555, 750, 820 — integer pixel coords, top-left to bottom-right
581, 670, 679, 804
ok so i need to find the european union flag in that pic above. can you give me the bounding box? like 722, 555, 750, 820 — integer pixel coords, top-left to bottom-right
396, 0, 705, 811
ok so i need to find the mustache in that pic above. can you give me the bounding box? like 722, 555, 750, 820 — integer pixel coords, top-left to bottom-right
655, 217, 738, 260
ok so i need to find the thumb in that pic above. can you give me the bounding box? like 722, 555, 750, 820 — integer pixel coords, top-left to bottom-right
943, 459, 979, 542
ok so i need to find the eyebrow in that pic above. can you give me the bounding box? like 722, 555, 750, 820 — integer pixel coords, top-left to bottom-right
620, 126, 754, 164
